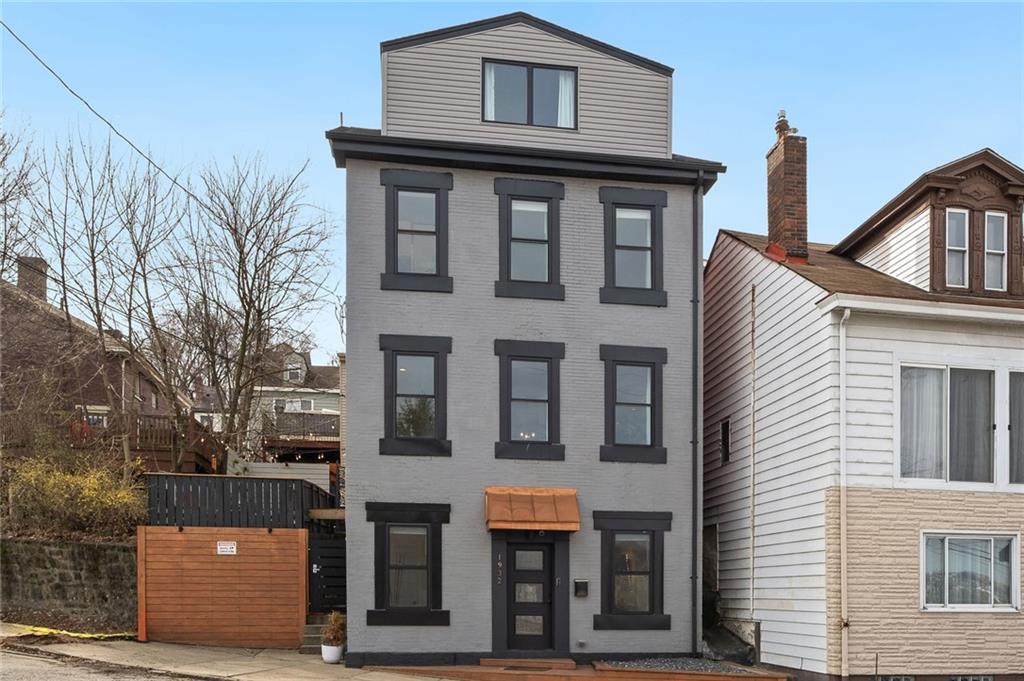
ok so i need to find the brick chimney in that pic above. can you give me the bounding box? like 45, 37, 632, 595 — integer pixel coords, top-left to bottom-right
766, 111, 808, 263
16, 256, 48, 301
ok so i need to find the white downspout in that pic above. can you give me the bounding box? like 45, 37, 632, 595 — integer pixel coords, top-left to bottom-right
838, 308, 851, 678
748, 284, 757, 620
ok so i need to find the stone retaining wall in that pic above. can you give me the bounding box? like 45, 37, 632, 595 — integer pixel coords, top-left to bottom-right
0, 536, 136, 630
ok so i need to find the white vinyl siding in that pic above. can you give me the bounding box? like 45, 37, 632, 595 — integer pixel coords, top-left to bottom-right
383, 22, 671, 158
704, 234, 838, 674
856, 205, 931, 290
844, 314, 1024, 491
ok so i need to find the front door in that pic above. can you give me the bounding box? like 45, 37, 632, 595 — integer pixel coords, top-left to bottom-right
309, 533, 346, 613
507, 544, 553, 650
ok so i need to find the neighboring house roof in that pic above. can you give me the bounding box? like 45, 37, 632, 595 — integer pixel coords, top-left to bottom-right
832, 148, 1024, 255
719, 230, 1024, 311
379, 11, 674, 77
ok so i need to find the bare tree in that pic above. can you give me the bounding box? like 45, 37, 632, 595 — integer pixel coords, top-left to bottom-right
0, 114, 36, 279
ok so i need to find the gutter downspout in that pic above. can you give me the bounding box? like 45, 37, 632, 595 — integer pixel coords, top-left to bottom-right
838, 308, 851, 678
691, 171, 704, 654
749, 284, 757, 620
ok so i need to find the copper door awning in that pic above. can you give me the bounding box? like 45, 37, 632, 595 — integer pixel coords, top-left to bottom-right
483, 486, 580, 531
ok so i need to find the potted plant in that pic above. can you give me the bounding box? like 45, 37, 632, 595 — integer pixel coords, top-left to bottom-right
320, 610, 345, 664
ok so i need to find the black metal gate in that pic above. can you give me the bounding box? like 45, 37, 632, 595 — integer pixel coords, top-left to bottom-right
309, 532, 346, 613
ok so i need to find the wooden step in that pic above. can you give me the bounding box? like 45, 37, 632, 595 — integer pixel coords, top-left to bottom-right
480, 659, 576, 670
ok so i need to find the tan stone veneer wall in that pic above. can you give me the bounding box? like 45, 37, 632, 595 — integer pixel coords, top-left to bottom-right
825, 487, 1024, 676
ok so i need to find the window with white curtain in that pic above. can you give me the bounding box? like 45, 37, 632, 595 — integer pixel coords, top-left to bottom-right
483, 60, 576, 129
900, 365, 994, 483
984, 212, 1007, 291
945, 208, 969, 288
923, 533, 1017, 609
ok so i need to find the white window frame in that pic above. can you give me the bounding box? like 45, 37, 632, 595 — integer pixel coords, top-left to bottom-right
285, 398, 313, 412
983, 211, 1007, 292
919, 530, 1020, 612
945, 207, 970, 289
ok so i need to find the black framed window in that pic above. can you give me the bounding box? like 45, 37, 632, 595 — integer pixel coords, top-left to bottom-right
600, 345, 667, 463
593, 511, 671, 630
599, 187, 667, 307
494, 179, 565, 300
482, 60, 577, 129
494, 339, 565, 460
380, 334, 452, 456
380, 169, 453, 293
720, 420, 731, 464
367, 502, 450, 626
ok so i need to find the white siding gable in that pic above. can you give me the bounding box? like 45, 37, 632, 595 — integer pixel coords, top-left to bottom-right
855, 205, 930, 290
383, 22, 672, 158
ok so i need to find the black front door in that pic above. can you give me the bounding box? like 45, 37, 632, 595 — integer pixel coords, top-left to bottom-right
309, 533, 346, 613
507, 544, 553, 650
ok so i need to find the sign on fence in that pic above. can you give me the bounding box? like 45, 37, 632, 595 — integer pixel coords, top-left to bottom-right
216, 541, 237, 555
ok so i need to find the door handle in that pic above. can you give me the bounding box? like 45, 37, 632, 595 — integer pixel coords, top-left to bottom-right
312, 564, 320, 573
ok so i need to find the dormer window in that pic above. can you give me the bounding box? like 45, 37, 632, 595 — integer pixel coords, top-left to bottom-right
945, 208, 969, 288
984, 211, 1007, 291
482, 60, 576, 129
286, 359, 304, 382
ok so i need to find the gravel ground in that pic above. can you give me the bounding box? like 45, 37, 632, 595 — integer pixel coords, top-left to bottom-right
603, 657, 755, 674
0, 648, 206, 681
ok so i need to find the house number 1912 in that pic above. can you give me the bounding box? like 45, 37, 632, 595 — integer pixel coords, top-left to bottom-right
496, 552, 503, 585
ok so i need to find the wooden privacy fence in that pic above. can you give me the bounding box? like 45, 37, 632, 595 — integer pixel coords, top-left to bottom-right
137, 526, 306, 648
146, 473, 337, 532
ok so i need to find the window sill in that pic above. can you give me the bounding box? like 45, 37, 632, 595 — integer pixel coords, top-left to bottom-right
593, 613, 670, 630
495, 441, 565, 461
367, 609, 451, 626
381, 273, 453, 293
920, 605, 1019, 614
495, 280, 565, 301
379, 438, 452, 457
600, 445, 667, 464
599, 287, 667, 307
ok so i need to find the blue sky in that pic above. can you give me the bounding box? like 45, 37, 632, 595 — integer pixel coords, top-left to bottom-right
4, 2, 1023, 361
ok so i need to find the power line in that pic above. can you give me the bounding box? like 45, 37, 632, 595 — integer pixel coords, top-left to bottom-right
0, 19, 214, 215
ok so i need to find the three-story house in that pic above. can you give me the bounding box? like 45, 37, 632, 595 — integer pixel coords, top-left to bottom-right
328, 12, 723, 665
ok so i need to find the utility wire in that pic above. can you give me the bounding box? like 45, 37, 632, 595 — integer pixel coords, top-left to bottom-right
0, 19, 214, 215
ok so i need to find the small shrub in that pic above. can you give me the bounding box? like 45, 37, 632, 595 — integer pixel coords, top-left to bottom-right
321, 610, 346, 646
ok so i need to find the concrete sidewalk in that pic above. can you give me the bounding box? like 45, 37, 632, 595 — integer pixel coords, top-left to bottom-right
0, 626, 435, 681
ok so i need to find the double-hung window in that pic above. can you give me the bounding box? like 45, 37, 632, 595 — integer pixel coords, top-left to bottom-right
900, 365, 994, 483
600, 345, 667, 463
1012, 372, 1024, 485
493, 179, 565, 300
945, 208, 969, 288
494, 340, 564, 460
285, 399, 313, 412
380, 169, 453, 293
593, 511, 672, 630
367, 502, 450, 626
380, 334, 452, 456
984, 211, 1007, 291
482, 60, 577, 129
599, 187, 668, 306
922, 532, 1018, 610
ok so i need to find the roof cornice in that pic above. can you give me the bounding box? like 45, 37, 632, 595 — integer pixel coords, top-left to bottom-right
325, 127, 724, 190
380, 11, 674, 77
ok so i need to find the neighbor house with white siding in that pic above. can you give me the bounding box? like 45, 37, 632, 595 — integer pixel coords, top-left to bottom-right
703, 114, 1024, 678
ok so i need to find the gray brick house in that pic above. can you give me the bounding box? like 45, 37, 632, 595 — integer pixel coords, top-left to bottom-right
327, 12, 724, 665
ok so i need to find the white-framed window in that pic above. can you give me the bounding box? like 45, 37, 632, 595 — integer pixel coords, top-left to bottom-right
921, 531, 1019, 611
899, 364, 994, 483
286, 362, 304, 382
984, 211, 1007, 291
945, 208, 969, 288
285, 398, 313, 412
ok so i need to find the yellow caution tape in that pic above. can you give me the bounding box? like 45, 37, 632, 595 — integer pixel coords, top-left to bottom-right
4, 624, 135, 640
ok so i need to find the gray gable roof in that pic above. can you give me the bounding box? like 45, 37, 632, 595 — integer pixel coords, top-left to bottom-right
380, 12, 674, 77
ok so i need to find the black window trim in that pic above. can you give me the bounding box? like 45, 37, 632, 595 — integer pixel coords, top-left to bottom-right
593, 510, 671, 630
493, 178, 565, 300
600, 344, 667, 463
367, 502, 450, 626
599, 187, 668, 307
380, 334, 452, 456
480, 58, 579, 131
380, 168, 454, 293
494, 339, 565, 461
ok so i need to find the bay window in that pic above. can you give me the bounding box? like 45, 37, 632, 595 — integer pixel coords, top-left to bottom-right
482, 60, 576, 129
922, 533, 1017, 610
900, 365, 994, 483
984, 211, 1007, 291
945, 208, 969, 288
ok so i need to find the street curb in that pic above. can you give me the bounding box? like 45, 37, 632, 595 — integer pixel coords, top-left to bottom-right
0, 641, 220, 680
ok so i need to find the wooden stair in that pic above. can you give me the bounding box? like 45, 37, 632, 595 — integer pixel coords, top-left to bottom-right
480, 659, 577, 670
